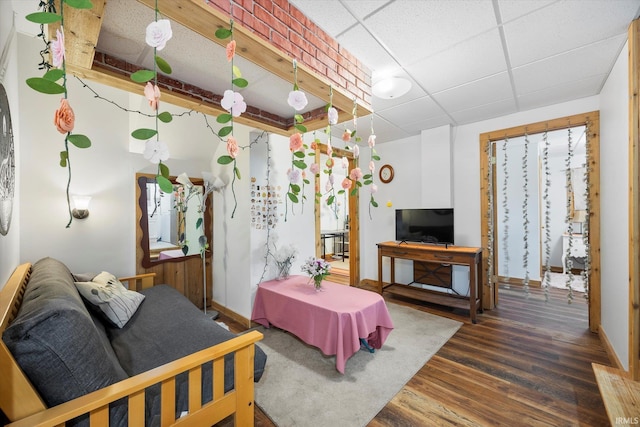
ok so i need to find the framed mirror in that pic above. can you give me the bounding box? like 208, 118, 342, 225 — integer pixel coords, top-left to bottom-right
136, 173, 213, 268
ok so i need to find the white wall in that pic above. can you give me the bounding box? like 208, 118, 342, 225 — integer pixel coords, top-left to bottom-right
17, 33, 213, 277
599, 40, 630, 369
0, 3, 20, 287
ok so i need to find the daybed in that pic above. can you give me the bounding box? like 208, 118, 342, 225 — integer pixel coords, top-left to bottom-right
0, 257, 267, 426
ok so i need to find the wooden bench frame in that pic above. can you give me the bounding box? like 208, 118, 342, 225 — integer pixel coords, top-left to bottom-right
0, 263, 263, 426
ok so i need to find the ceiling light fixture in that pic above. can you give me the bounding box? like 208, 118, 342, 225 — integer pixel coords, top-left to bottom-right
372, 77, 412, 99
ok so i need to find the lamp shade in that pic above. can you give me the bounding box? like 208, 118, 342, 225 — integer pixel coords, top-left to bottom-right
72, 195, 91, 210
372, 77, 412, 99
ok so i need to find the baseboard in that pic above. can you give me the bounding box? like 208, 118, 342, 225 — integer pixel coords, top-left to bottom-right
210, 300, 251, 329
598, 324, 625, 371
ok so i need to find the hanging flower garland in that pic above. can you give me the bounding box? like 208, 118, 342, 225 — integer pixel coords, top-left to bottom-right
215, 11, 249, 219
129, 2, 175, 195
542, 129, 552, 301
318, 87, 338, 210
564, 127, 575, 303
521, 132, 530, 297
25, 0, 94, 227
581, 122, 591, 301
366, 116, 380, 219
485, 140, 495, 293
284, 60, 309, 221
500, 139, 510, 282
339, 100, 362, 198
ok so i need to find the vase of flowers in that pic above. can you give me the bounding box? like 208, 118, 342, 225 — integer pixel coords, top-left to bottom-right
273, 244, 297, 280
301, 257, 331, 290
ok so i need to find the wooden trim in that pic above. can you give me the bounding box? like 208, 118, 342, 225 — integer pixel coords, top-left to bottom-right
600, 323, 625, 370
118, 273, 156, 291
314, 143, 361, 287
0, 264, 47, 422
479, 111, 601, 334
628, 18, 640, 381
211, 300, 251, 329
592, 363, 640, 425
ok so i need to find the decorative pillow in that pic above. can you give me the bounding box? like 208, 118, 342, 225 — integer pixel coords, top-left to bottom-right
75, 272, 145, 328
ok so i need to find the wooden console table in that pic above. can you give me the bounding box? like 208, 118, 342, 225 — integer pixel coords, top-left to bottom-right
377, 241, 483, 323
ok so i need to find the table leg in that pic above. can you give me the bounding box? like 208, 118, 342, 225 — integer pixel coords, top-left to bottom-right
377, 248, 383, 294
360, 338, 375, 353
470, 259, 478, 324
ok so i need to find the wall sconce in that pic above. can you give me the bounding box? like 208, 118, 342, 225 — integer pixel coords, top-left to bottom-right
72, 195, 91, 219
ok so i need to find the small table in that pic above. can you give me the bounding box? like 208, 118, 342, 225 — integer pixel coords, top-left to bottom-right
320, 229, 348, 260
251, 275, 394, 374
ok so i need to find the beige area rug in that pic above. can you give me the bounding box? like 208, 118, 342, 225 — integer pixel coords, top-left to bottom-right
546, 271, 586, 293
254, 302, 462, 427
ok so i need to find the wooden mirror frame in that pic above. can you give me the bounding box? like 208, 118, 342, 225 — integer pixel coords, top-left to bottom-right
136, 173, 213, 269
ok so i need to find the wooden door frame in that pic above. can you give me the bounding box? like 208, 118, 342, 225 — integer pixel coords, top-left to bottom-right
479, 111, 601, 333
313, 143, 360, 286
628, 19, 640, 380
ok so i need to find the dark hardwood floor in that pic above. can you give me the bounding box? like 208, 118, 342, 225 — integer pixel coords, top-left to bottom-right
219, 283, 610, 426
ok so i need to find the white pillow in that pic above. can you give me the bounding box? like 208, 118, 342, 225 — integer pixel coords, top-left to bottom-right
75, 271, 145, 328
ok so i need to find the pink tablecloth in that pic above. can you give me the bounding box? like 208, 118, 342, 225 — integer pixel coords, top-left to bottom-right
251, 275, 394, 373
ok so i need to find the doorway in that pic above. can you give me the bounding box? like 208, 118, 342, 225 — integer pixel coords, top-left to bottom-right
314, 143, 360, 286
479, 111, 601, 332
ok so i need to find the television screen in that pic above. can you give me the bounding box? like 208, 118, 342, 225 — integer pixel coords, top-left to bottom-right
395, 209, 454, 244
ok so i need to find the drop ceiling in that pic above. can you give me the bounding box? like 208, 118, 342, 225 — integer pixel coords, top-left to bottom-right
12, 0, 640, 144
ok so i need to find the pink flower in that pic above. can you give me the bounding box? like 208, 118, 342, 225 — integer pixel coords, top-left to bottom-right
289, 133, 303, 152
368, 134, 376, 147
51, 28, 65, 68
143, 139, 170, 164
325, 179, 333, 192
353, 144, 360, 158
53, 98, 74, 134
326, 141, 333, 157
221, 90, 247, 117
310, 140, 318, 150
369, 161, 375, 173
144, 82, 161, 111
370, 183, 378, 194
287, 90, 308, 111
310, 163, 320, 175
349, 167, 363, 181
226, 40, 236, 61
227, 136, 239, 158
146, 19, 173, 51
302, 170, 307, 179
325, 157, 335, 169
342, 130, 351, 142
327, 107, 338, 125
341, 177, 352, 190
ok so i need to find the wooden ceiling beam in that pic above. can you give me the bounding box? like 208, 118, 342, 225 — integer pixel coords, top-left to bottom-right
135, 0, 373, 120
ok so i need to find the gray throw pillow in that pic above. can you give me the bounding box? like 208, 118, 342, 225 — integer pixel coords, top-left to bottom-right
75, 272, 145, 328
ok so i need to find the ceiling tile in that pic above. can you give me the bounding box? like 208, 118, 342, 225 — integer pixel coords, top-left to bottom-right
497, 0, 556, 23
513, 34, 627, 95
405, 29, 507, 94
450, 98, 518, 126
517, 75, 604, 111
288, 0, 357, 36
376, 96, 445, 127
362, 0, 497, 65
431, 72, 514, 113
337, 24, 398, 72
505, 0, 640, 67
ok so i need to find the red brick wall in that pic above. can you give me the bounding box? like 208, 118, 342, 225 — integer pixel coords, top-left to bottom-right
205, 0, 372, 106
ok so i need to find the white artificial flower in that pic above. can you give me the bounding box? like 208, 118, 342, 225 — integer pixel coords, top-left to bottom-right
353, 144, 360, 158
369, 161, 375, 173
327, 107, 338, 125
287, 168, 301, 184
287, 90, 308, 111
368, 134, 376, 147
145, 19, 173, 51
221, 90, 247, 117
341, 156, 349, 169
176, 172, 193, 188
370, 183, 378, 194
143, 140, 170, 164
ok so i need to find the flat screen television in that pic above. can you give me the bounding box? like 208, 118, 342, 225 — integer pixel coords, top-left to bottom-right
395, 208, 454, 244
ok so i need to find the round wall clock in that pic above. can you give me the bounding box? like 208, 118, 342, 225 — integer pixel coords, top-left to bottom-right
0, 83, 15, 236
379, 164, 394, 183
